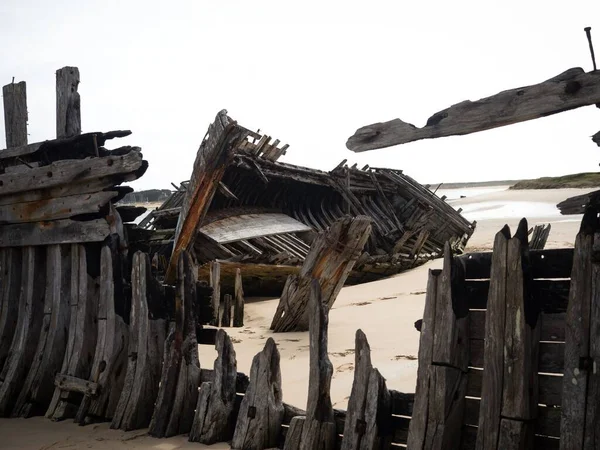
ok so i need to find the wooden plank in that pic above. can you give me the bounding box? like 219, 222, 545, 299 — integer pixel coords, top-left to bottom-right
470, 339, 564, 373
189, 329, 238, 444
0, 248, 22, 372
166, 110, 247, 283
0, 246, 45, 416
13, 245, 71, 417
52, 374, 98, 396
0, 218, 111, 247
3, 81, 28, 148
469, 310, 565, 342
233, 268, 244, 327
0, 191, 117, 224
347, 68, 600, 152
56, 67, 81, 138
0, 149, 143, 197
270, 216, 371, 332
561, 210, 596, 450
231, 338, 285, 450
476, 226, 510, 450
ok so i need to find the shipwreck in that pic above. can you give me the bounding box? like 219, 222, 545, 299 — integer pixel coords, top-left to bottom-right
136, 110, 476, 296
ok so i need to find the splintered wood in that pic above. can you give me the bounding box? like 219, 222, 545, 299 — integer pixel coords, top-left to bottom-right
270, 216, 371, 332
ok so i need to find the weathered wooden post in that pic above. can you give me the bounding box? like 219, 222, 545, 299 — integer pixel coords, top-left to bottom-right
476, 219, 539, 450
221, 294, 232, 327
231, 338, 284, 449
210, 261, 221, 326
56, 67, 81, 138
340, 329, 391, 450
271, 216, 372, 332
284, 280, 336, 450
3, 80, 27, 148
149, 250, 200, 437
189, 329, 238, 444
233, 268, 244, 327
560, 208, 600, 449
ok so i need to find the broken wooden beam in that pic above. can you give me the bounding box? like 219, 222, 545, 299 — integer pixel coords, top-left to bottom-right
231, 338, 284, 449
3, 81, 28, 148
189, 329, 238, 444
0, 218, 111, 247
165, 110, 247, 283
270, 216, 371, 332
56, 67, 81, 138
347, 68, 600, 152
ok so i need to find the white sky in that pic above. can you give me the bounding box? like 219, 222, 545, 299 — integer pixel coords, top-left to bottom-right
1, 0, 599, 190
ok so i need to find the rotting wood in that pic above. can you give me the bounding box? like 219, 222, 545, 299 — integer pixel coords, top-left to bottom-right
166, 110, 247, 283
77, 242, 129, 424
3, 81, 28, 148
0, 218, 111, 247
0, 191, 118, 225
46, 244, 98, 421
283, 280, 336, 450
111, 252, 166, 431
0, 248, 22, 372
231, 338, 285, 450
53, 374, 98, 396
210, 261, 221, 326
560, 208, 597, 450
13, 245, 71, 417
189, 329, 238, 444
233, 268, 244, 327
340, 329, 391, 450
56, 67, 81, 138
270, 216, 371, 332
0, 246, 46, 416
347, 68, 600, 151
221, 294, 232, 327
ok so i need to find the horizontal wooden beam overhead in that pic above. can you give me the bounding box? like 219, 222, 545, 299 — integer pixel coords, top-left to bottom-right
0, 218, 111, 247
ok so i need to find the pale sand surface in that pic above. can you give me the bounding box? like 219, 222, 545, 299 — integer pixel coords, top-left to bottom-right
1, 187, 591, 449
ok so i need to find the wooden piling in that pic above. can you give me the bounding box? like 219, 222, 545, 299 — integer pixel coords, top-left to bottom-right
221, 294, 232, 327
210, 261, 221, 326
2, 81, 28, 148
56, 67, 81, 138
233, 269, 244, 327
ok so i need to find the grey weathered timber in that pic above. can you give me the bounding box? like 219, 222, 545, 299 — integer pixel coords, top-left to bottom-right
53, 374, 98, 396
165, 251, 200, 437
189, 329, 238, 444
270, 216, 372, 332
3, 81, 28, 148
476, 226, 510, 450
46, 244, 98, 421
0, 248, 22, 372
560, 209, 597, 450
340, 330, 391, 450
77, 243, 129, 423
231, 338, 285, 450
0, 218, 111, 247
0, 191, 118, 225
233, 268, 244, 327
111, 252, 165, 431
347, 68, 600, 152
210, 261, 221, 326
166, 110, 247, 283
221, 294, 232, 327
284, 280, 336, 450
56, 67, 81, 138
13, 245, 71, 417
0, 246, 45, 416
0, 148, 143, 197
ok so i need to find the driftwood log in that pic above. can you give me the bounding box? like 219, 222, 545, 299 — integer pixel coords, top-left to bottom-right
347, 68, 600, 152
284, 280, 336, 450
111, 252, 166, 431
231, 338, 284, 449
149, 250, 200, 437
189, 329, 238, 444
340, 329, 391, 450
270, 216, 371, 332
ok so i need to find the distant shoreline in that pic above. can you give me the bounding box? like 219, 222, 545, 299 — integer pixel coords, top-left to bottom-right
428, 180, 519, 189
430, 172, 600, 190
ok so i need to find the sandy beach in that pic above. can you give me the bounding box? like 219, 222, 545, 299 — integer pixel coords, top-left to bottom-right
2, 186, 591, 450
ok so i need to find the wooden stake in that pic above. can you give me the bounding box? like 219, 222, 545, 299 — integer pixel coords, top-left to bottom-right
221, 294, 232, 327
233, 268, 244, 327
210, 261, 221, 326
56, 67, 81, 138
2, 81, 28, 148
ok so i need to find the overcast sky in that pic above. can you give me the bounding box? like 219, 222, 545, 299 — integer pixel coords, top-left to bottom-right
1, 0, 599, 190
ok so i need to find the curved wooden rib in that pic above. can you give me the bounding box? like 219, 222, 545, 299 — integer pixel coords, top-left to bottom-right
0, 248, 22, 373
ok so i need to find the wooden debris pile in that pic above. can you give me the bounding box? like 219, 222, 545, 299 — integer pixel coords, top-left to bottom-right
140, 111, 475, 296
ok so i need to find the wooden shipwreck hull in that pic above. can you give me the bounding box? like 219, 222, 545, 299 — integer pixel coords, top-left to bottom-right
140, 111, 475, 295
